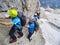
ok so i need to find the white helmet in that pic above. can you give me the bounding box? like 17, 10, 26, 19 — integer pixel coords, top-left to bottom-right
34, 13, 37, 15
29, 16, 36, 21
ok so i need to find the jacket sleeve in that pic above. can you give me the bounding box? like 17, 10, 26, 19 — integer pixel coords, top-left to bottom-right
12, 17, 22, 28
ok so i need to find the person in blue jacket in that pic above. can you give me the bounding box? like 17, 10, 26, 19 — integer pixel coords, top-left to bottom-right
8, 8, 23, 43
1, 8, 26, 43
9, 17, 23, 43
27, 17, 35, 41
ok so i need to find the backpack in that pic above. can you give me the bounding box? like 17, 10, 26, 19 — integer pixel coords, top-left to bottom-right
34, 21, 39, 31
18, 12, 26, 26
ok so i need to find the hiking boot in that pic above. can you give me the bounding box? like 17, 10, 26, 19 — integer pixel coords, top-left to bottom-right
9, 39, 17, 43
18, 35, 23, 38
27, 38, 32, 42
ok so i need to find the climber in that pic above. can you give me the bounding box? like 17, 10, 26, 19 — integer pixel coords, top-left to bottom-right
33, 13, 39, 21
27, 17, 35, 41
33, 11, 40, 21
31, 13, 39, 32
0, 8, 24, 43
8, 8, 25, 43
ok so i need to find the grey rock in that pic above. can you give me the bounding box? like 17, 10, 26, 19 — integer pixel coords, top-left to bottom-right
0, 3, 8, 11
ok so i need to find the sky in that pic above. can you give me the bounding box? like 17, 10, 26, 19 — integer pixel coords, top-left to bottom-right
40, 0, 60, 9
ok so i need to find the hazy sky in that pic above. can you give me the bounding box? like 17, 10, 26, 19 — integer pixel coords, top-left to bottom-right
40, 0, 60, 9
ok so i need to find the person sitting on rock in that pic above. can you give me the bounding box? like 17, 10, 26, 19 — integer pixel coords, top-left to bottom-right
24, 16, 39, 42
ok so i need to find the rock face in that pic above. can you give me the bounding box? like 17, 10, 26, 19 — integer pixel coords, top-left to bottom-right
0, 0, 43, 45
0, 0, 40, 18
39, 19, 60, 45
39, 7, 60, 45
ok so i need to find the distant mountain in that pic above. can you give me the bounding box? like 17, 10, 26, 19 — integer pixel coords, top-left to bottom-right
40, 0, 60, 9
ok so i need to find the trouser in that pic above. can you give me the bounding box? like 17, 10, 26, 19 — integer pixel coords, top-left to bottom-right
27, 32, 34, 40
9, 25, 23, 40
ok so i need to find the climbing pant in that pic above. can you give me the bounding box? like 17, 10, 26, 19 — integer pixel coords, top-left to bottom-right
27, 32, 34, 40
9, 25, 23, 40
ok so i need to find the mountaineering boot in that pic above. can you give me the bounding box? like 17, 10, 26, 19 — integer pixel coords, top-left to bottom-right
29, 38, 32, 42
27, 36, 32, 42
18, 34, 23, 38
9, 39, 17, 43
